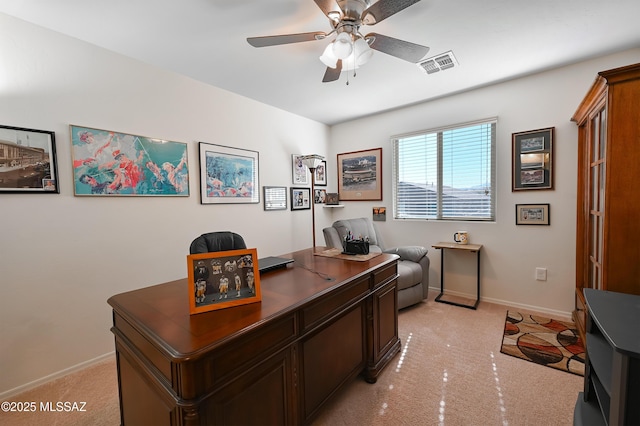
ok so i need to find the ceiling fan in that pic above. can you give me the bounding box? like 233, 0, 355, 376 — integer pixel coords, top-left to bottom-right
247, 0, 429, 83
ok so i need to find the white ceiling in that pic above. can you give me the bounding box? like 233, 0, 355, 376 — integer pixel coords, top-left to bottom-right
1, 0, 639, 125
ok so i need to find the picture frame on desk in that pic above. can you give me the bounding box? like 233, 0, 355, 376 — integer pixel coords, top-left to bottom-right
187, 248, 261, 314
0, 124, 60, 194
199, 142, 259, 204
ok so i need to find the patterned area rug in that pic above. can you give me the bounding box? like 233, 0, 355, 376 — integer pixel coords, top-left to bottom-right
500, 310, 585, 376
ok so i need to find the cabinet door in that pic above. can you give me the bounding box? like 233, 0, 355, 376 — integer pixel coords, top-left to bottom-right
364, 279, 400, 382
587, 105, 606, 291
300, 304, 365, 423
205, 347, 296, 426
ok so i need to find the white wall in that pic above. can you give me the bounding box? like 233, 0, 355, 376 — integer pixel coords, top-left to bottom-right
0, 14, 331, 395
2, 11, 638, 396
327, 48, 640, 317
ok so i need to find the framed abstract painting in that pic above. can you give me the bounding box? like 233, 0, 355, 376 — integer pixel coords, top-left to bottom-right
199, 142, 259, 204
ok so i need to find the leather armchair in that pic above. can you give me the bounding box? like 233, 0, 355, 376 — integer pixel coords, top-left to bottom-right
323, 218, 429, 309
189, 232, 247, 254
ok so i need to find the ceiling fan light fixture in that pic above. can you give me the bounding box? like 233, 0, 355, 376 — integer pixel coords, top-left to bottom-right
353, 37, 373, 66
332, 32, 353, 59
319, 44, 339, 68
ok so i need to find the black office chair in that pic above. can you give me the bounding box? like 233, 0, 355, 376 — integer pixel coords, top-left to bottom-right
189, 232, 247, 254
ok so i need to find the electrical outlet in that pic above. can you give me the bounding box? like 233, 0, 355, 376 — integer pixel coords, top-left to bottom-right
535, 267, 547, 281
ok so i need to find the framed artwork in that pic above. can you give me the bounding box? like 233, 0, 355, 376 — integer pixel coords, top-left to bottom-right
515, 203, 550, 225
337, 148, 382, 201
290, 187, 311, 210
263, 186, 287, 211
71, 125, 188, 196
292, 154, 308, 185
373, 206, 387, 221
314, 188, 327, 204
512, 127, 554, 191
314, 160, 327, 186
187, 248, 261, 315
325, 192, 339, 205
0, 124, 59, 193
199, 143, 259, 204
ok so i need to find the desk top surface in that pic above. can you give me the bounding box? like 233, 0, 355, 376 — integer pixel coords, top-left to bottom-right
432, 242, 482, 251
108, 247, 397, 358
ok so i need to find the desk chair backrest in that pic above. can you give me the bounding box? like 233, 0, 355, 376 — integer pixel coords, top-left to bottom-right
189, 232, 247, 254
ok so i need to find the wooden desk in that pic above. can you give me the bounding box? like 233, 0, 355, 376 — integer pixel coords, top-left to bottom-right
108, 247, 400, 425
432, 242, 483, 309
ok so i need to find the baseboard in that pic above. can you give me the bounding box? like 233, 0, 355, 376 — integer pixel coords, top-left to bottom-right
0, 351, 115, 400
428, 286, 573, 320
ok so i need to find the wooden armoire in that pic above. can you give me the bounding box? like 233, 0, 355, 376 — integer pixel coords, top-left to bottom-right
571, 62, 640, 342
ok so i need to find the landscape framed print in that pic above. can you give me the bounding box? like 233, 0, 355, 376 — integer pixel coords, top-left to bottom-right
512, 127, 554, 191
71, 125, 189, 196
337, 147, 382, 201
199, 142, 259, 204
0, 124, 60, 194
187, 248, 261, 314
515, 203, 550, 225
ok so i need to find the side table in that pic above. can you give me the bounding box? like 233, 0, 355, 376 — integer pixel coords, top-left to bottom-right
432, 242, 483, 309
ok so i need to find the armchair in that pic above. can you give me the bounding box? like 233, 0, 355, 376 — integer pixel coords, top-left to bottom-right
323, 218, 429, 309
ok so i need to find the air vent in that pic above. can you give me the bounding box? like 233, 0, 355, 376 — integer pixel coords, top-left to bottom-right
417, 51, 458, 74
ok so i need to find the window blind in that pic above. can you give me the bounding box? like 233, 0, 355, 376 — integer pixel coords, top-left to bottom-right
392, 120, 496, 221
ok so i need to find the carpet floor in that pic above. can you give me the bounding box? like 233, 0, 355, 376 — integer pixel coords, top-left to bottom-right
500, 310, 585, 376
1, 294, 583, 425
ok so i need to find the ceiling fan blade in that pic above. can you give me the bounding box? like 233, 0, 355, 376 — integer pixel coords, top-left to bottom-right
314, 0, 339, 18
322, 60, 342, 83
247, 32, 327, 47
366, 33, 429, 62
362, 0, 422, 25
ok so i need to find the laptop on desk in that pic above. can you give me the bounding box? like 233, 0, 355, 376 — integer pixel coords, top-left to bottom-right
258, 256, 294, 273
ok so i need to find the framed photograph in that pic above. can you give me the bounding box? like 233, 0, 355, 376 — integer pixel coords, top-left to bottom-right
290, 187, 311, 210
512, 127, 554, 191
292, 154, 308, 185
373, 206, 387, 221
187, 248, 261, 315
337, 148, 382, 201
263, 186, 287, 211
515, 203, 550, 225
199, 142, 259, 204
71, 125, 188, 196
314, 160, 327, 186
326, 192, 339, 205
0, 124, 59, 193
314, 188, 326, 204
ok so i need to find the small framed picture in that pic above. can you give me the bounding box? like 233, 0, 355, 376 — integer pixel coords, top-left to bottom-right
290, 187, 311, 210
292, 154, 308, 185
263, 186, 287, 211
325, 193, 339, 205
0, 124, 60, 194
515, 203, 550, 225
314, 188, 326, 204
315, 160, 327, 186
512, 127, 554, 191
187, 248, 261, 315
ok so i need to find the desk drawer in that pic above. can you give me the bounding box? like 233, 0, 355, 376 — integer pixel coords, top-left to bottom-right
373, 262, 398, 289
302, 276, 369, 332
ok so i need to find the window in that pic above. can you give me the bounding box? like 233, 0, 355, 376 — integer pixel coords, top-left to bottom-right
392, 119, 496, 221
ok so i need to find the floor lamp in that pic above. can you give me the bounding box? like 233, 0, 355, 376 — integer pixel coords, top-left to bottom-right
300, 154, 325, 248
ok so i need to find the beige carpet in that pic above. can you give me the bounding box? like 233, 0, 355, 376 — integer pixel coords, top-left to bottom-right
1, 294, 582, 425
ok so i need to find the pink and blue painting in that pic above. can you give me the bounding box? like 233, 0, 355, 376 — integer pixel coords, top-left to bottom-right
71, 125, 189, 196
199, 142, 259, 204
